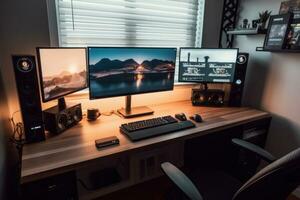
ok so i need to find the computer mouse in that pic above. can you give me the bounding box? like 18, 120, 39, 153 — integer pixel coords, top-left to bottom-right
191, 114, 203, 123
175, 113, 187, 121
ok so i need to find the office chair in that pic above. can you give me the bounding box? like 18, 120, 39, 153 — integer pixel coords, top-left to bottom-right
161, 138, 300, 200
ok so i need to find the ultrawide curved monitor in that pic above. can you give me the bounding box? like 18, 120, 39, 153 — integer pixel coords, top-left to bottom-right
37, 47, 87, 102
88, 47, 177, 99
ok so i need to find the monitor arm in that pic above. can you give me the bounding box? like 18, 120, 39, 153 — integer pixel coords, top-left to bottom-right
231, 138, 276, 163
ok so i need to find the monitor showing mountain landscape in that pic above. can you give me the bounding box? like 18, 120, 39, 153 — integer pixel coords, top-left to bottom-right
37, 48, 87, 102
88, 47, 177, 99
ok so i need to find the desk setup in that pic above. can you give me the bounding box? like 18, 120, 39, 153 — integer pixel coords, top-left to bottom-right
14, 47, 271, 199
21, 102, 271, 199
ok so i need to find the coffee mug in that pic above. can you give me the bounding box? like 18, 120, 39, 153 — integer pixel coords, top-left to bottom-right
87, 108, 101, 121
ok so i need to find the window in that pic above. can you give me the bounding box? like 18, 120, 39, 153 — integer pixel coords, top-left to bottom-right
54, 0, 205, 81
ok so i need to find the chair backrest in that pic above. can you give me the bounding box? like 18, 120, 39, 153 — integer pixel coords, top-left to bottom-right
233, 147, 300, 200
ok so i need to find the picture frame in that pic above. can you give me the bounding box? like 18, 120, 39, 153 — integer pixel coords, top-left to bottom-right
280, 1, 300, 49
280, 0, 300, 19
263, 13, 293, 50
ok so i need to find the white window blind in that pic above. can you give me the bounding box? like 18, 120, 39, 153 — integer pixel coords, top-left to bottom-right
56, 0, 204, 47
55, 0, 205, 82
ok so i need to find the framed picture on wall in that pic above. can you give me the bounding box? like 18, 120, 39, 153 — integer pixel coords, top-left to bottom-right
263, 13, 293, 50
280, 0, 300, 19
280, 1, 300, 49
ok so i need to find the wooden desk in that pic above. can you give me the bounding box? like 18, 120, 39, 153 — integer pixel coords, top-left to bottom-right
21, 101, 271, 199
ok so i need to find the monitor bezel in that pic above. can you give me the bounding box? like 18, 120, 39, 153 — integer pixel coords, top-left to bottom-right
87, 47, 177, 100
178, 47, 239, 84
36, 47, 88, 103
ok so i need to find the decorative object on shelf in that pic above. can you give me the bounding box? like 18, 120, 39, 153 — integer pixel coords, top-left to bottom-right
242, 19, 250, 29
286, 22, 300, 49
263, 13, 293, 50
280, 0, 300, 19
259, 10, 272, 29
279, 0, 300, 49
252, 19, 260, 28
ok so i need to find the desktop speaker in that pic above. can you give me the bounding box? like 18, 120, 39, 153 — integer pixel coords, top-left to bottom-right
43, 103, 82, 134
12, 55, 45, 143
192, 89, 225, 106
228, 53, 249, 107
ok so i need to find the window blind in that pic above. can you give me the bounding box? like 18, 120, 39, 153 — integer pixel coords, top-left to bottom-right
55, 0, 205, 81
56, 0, 204, 47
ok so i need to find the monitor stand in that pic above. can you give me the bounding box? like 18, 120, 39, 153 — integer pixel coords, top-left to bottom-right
194, 83, 208, 91
58, 97, 67, 111
117, 95, 154, 118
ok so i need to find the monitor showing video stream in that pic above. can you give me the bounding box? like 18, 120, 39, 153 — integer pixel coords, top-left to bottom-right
88, 47, 177, 99
37, 47, 87, 102
179, 48, 238, 83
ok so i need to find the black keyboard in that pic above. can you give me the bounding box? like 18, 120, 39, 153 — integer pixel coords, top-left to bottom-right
120, 116, 195, 141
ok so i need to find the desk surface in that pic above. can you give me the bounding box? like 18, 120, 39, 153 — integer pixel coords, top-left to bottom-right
21, 101, 270, 183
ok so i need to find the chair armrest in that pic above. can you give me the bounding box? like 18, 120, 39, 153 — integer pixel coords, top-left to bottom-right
231, 138, 276, 163
161, 162, 203, 200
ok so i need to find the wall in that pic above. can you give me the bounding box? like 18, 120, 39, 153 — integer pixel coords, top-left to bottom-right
0, 0, 224, 117
235, 0, 300, 171
0, 0, 51, 116
202, 0, 224, 47
0, 69, 20, 199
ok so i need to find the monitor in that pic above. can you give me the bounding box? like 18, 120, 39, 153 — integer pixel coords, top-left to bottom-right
88, 47, 177, 99
179, 48, 238, 83
88, 47, 177, 118
37, 47, 87, 103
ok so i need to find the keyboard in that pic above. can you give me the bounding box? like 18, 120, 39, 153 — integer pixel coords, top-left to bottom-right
120, 115, 195, 141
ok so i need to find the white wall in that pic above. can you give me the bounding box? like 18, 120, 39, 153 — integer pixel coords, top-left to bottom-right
235, 0, 300, 157
235, 2, 300, 197
202, 0, 224, 47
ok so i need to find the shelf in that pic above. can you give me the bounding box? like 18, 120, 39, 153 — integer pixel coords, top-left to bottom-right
256, 47, 300, 53
227, 28, 267, 35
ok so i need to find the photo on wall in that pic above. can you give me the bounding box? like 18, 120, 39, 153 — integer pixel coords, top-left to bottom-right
88, 48, 176, 99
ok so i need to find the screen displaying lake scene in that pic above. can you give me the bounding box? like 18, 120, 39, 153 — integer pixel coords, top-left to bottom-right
88, 48, 177, 99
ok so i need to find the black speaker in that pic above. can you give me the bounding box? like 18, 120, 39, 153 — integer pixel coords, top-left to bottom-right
12, 55, 45, 143
192, 89, 225, 106
43, 103, 82, 134
228, 53, 249, 107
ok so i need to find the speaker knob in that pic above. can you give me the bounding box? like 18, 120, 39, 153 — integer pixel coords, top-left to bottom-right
73, 107, 82, 122
236, 79, 242, 85
17, 58, 34, 72
57, 114, 68, 131
237, 55, 247, 64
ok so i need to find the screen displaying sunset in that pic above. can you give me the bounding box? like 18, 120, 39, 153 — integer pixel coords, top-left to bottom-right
38, 48, 87, 101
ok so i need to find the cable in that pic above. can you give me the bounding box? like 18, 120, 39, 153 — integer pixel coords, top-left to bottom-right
100, 110, 115, 116
9, 111, 25, 158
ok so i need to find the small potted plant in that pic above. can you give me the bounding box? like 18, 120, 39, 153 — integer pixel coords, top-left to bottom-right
259, 10, 272, 29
